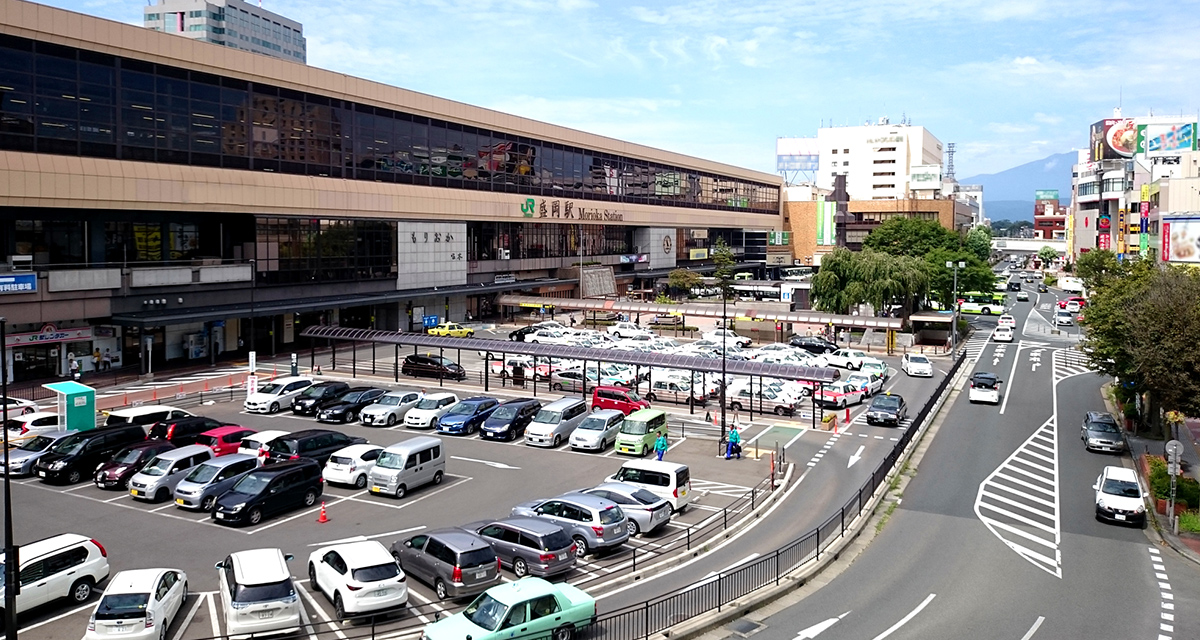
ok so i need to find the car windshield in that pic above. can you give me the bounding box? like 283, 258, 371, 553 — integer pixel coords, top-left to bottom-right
141, 457, 174, 477
185, 463, 220, 483
231, 473, 270, 495
94, 593, 149, 620
625, 390, 642, 402
621, 420, 649, 435
341, 391, 365, 403
415, 397, 443, 410
463, 593, 508, 631
1088, 420, 1120, 434
352, 562, 400, 583
1101, 478, 1141, 498
436, 357, 455, 366
534, 410, 561, 424
599, 506, 624, 525
256, 383, 283, 395
49, 434, 85, 455
577, 416, 611, 431
378, 396, 402, 406
909, 355, 929, 364
446, 403, 476, 416
491, 405, 518, 420
18, 435, 57, 452
233, 579, 294, 604
631, 489, 661, 505
376, 452, 405, 469
972, 378, 998, 389
299, 386, 328, 398
872, 396, 901, 410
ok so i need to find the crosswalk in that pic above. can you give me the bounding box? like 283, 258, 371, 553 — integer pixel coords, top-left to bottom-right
690, 479, 754, 498
848, 413, 914, 429
974, 416, 1062, 578
1053, 349, 1094, 383
94, 367, 248, 399
962, 334, 991, 363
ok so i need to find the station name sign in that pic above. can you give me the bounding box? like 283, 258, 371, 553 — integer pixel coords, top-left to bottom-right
520, 198, 624, 222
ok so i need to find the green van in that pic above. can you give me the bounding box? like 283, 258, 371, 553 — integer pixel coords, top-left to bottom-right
615, 409, 668, 456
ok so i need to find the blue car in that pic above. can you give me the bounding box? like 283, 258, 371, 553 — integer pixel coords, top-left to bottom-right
436, 397, 502, 435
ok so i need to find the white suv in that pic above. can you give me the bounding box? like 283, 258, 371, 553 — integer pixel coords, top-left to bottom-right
403, 392, 459, 429
216, 548, 300, 637
85, 568, 188, 640
243, 376, 314, 414
1, 534, 110, 620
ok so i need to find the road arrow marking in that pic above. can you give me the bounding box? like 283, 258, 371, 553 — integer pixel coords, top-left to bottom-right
993, 358, 1000, 366
848, 445, 865, 468
796, 611, 851, 639
450, 456, 520, 470
1032, 363, 1040, 371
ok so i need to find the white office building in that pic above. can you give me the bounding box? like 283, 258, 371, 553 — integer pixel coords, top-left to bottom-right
144, 0, 306, 63
815, 119, 945, 200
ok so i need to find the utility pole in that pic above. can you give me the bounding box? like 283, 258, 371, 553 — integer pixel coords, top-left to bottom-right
946, 260, 964, 352
1, 317, 17, 640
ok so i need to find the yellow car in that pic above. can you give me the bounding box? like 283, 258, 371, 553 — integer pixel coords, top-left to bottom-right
428, 322, 474, 338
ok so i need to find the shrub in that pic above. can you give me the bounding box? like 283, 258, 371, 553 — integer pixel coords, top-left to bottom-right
1147, 455, 1200, 509
1180, 511, 1200, 534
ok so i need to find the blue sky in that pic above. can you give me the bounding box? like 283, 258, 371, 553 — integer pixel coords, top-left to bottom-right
37, 0, 1200, 176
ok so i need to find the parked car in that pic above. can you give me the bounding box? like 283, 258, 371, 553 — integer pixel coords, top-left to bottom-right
212, 459, 324, 526
583, 482, 672, 536
419, 578, 595, 640
147, 416, 233, 447
825, 349, 870, 370
1081, 411, 1126, 453
173, 454, 258, 511
526, 329, 573, 345
128, 444, 215, 503
0, 533, 110, 622
511, 492, 630, 557
615, 409, 669, 457
0, 396, 39, 415
317, 387, 387, 424
859, 359, 890, 381
390, 529, 501, 600
525, 398, 589, 448
402, 354, 467, 381
368, 436, 445, 499
308, 540, 408, 618
3, 412, 63, 447
481, 398, 542, 442
788, 335, 838, 354
606, 322, 645, 339
243, 376, 314, 414
236, 429, 290, 460
428, 322, 474, 338
94, 441, 177, 490
846, 373, 883, 397
102, 406, 192, 428
1093, 465, 1146, 526
437, 397, 501, 436
605, 460, 692, 513
727, 387, 797, 416
865, 393, 907, 427
591, 386, 650, 415
992, 326, 1015, 342
968, 372, 1002, 404
508, 326, 538, 342
215, 549, 300, 637
265, 429, 368, 465
360, 389, 423, 427
84, 567, 187, 640
638, 379, 706, 406
569, 409, 625, 452
35, 424, 148, 484
701, 329, 751, 348
197, 426, 257, 457
323, 444, 384, 489
461, 517, 576, 578
404, 392, 460, 429
547, 369, 589, 393
291, 381, 352, 416
815, 381, 866, 408
6, 431, 72, 477
901, 353, 933, 377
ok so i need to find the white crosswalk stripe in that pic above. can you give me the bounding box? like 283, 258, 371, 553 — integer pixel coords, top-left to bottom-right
690, 479, 753, 498
962, 334, 991, 363
974, 416, 1062, 578
1053, 349, 1094, 383
849, 414, 914, 428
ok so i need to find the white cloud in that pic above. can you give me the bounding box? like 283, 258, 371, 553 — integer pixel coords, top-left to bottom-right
1034, 113, 1063, 125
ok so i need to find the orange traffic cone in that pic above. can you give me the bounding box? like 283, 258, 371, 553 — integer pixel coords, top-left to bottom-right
204, 380, 209, 392
153, 389, 157, 401
123, 393, 128, 406
179, 383, 184, 394
316, 502, 329, 524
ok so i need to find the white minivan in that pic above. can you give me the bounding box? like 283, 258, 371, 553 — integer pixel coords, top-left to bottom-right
606, 460, 693, 513
243, 376, 314, 414
368, 436, 445, 499
215, 548, 300, 638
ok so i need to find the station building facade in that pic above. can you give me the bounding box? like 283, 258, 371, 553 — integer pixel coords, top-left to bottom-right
0, 0, 782, 381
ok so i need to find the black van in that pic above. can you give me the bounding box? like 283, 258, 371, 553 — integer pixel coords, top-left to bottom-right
147, 416, 231, 446
34, 425, 148, 484
291, 381, 351, 416
264, 429, 367, 465
211, 459, 323, 526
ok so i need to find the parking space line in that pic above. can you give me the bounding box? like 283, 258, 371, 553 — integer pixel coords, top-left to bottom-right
169, 595, 205, 640
103, 494, 127, 503
342, 477, 474, 512
16, 599, 95, 632
60, 483, 93, 493
406, 588, 447, 617
296, 581, 349, 640
19, 480, 247, 533
246, 495, 356, 535
206, 592, 220, 638
150, 502, 178, 512
667, 437, 687, 452
307, 525, 427, 547
298, 595, 319, 640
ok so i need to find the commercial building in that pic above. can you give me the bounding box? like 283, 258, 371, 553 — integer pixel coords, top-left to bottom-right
815, 119, 945, 201
0, 0, 781, 382
1032, 191, 1066, 240
144, 0, 306, 63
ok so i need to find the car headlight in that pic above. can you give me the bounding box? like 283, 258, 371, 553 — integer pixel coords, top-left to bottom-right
1134, 504, 1146, 514
229, 503, 246, 512
1087, 437, 1102, 444
50, 461, 67, 470
1096, 499, 1107, 510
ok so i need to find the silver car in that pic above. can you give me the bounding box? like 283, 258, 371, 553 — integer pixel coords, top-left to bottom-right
173, 454, 259, 511
583, 482, 672, 537
511, 492, 630, 557
360, 389, 422, 427
569, 410, 625, 451
389, 528, 500, 600
462, 517, 577, 578
4, 430, 71, 476
128, 445, 214, 503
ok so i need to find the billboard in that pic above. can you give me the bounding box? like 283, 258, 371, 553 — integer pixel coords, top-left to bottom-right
1091, 118, 1138, 160
1163, 218, 1200, 262
815, 200, 837, 246
909, 165, 942, 190
776, 137, 819, 172
1035, 190, 1059, 201
1137, 123, 1197, 157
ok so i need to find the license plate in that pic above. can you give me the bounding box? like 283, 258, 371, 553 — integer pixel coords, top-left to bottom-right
175, 498, 185, 505
558, 552, 566, 560
1115, 514, 1126, 521
215, 512, 225, 519
130, 489, 142, 496
371, 589, 388, 597
258, 610, 275, 619
37, 471, 45, 477
370, 486, 382, 492
474, 570, 487, 579
113, 625, 129, 633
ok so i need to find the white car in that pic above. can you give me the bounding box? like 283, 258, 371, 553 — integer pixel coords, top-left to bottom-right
1093, 465, 1147, 526
900, 353, 934, 377
359, 390, 422, 427
85, 568, 188, 640
1054, 310, 1074, 326
323, 444, 384, 489
235, 429, 290, 461
2, 534, 110, 621
997, 314, 1016, 328
992, 326, 1014, 342
1065, 300, 1082, 313
825, 349, 870, 370
243, 376, 314, 414
526, 329, 574, 345
403, 392, 459, 429
968, 373, 1002, 404
307, 540, 408, 618
702, 329, 752, 348
815, 381, 867, 408
846, 373, 883, 397
216, 549, 300, 638
607, 321, 646, 339
4, 411, 63, 446
1, 396, 39, 415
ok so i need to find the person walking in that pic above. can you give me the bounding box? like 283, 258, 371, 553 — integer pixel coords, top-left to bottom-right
102, 348, 112, 371
69, 358, 80, 380
725, 425, 741, 460
654, 432, 668, 461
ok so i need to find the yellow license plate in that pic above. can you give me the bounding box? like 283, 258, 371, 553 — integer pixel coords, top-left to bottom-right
175, 498, 185, 505
370, 486, 381, 493
130, 489, 140, 496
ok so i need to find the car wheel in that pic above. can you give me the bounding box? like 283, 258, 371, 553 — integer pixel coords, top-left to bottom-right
646, 392, 657, 402
553, 435, 562, 447
513, 557, 529, 577
124, 476, 134, 491
248, 507, 263, 525
155, 488, 169, 503
346, 411, 357, 423
354, 474, 367, 489
395, 484, 407, 499
730, 402, 742, 411
839, 400, 846, 409
334, 593, 347, 620
66, 469, 82, 484
572, 536, 588, 558
270, 402, 280, 414
553, 625, 575, 640
201, 495, 216, 511
433, 470, 444, 485
435, 579, 448, 600
552, 383, 563, 391
308, 563, 318, 588
159, 624, 167, 640
982, 307, 991, 315
304, 490, 318, 507
626, 519, 640, 537
774, 406, 786, 416
70, 577, 94, 603
386, 414, 397, 427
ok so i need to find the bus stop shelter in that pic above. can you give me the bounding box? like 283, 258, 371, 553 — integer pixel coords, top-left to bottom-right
40, 380, 96, 432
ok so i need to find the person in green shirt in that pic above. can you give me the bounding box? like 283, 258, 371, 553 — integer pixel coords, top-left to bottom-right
725, 426, 741, 459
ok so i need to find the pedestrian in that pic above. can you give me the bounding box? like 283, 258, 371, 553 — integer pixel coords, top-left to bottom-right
69, 358, 80, 380
654, 432, 668, 461
92, 348, 101, 371
570, 314, 576, 327
725, 425, 741, 460
102, 348, 112, 371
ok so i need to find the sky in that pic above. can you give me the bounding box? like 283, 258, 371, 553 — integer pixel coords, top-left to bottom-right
36, 0, 1200, 177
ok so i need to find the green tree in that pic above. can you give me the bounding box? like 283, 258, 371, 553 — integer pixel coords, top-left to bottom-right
666, 268, 701, 299
862, 217, 962, 257
925, 249, 994, 309
810, 248, 867, 314
712, 237, 736, 300
965, 226, 993, 263
1038, 245, 1059, 266
809, 248, 930, 321
1074, 249, 1124, 292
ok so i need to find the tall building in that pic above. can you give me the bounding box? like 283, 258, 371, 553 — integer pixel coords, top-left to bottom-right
144, 0, 306, 63
815, 118, 945, 201
1032, 191, 1066, 240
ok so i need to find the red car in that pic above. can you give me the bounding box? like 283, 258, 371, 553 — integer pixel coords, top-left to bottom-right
1057, 296, 1087, 309
198, 426, 257, 456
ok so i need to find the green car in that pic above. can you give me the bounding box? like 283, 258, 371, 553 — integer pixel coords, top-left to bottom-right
615, 409, 668, 456
422, 578, 596, 640
860, 359, 890, 382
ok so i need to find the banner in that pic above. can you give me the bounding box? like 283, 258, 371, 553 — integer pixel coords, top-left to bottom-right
1162, 218, 1200, 262
1035, 190, 1059, 201
816, 200, 837, 246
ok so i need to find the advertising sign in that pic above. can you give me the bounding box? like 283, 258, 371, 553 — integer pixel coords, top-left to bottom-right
767, 232, 790, 246
1034, 190, 1059, 201
1141, 232, 1149, 255
776, 137, 819, 172
0, 273, 36, 294
1091, 119, 1138, 160
1137, 123, 1197, 157
909, 165, 942, 190
1098, 233, 1111, 250
688, 248, 709, 260
619, 254, 650, 264
816, 200, 837, 246
423, 315, 440, 328
246, 375, 258, 398
1162, 218, 1200, 262
4, 324, 93, 347
1098, 213, 1111, 232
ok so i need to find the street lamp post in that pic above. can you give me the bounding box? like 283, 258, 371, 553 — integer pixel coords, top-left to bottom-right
1, 317, 16, 640
719, 293, 727, 445
946, 260, 965, 352
249, 259, 256, 353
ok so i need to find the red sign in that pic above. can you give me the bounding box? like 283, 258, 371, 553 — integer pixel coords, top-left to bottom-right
1163, 222, 1171, 259
1098, 233, 1111, 250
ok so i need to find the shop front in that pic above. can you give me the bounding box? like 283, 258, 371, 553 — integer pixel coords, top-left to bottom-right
3, 323, 120, 383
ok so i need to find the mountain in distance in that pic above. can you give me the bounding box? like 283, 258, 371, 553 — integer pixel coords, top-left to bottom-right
959, 151, 1076, 222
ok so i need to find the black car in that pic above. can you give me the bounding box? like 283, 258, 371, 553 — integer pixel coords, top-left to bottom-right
1081, 411, 1126, 453
264, 429, 368, 465
1037, 283, 1048, 293
865, 393, 907, 426
94, 440, 177, 490
402, 354, 467, 380
509, 326, 538, 342
147, 416, 233, 446
212, 459, 323, 526
1007, 281, 1021, 291
291, 381, 352, 416
480, 398, 542, 441
34, 424, 148, 484
789, 335, 838, 354
315, 387, 387, 423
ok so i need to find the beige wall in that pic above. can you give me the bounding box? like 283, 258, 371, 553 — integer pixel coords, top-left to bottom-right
785, 198, 968, 264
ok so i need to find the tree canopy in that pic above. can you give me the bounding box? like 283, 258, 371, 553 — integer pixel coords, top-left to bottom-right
809, 248, 930, 319
666, 268, 701, 298
857, 217, 991, 309
1038, 245, 1059, 264
965, 226, 993, 263
712, 237, 736, 300
862, 217, 961, 257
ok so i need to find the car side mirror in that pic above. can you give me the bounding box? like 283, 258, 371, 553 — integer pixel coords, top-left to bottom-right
1092, 481, 1100, 491
214, 562, 224, 570
404, 540, 412, 548
284, 554, 294, 562
535, 507, 544, 515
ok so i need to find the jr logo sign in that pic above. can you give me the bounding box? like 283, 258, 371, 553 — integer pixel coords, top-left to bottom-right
521, 198, 536, 217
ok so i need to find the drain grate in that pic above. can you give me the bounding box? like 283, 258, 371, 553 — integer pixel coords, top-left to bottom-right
726, 619, 766, 638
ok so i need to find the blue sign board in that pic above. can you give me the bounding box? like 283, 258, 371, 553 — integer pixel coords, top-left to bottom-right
0, 273, 36, 294
423, 315, 440, 328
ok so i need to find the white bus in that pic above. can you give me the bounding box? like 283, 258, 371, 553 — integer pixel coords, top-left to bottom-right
1058, 276, 1085, 293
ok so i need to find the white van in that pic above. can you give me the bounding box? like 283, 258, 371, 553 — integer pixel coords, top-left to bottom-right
243, 376, 314, 414
525, 398, 588, 448
368, 436, 445, 499
103, 405, 193, 428
605, 460, 693, 512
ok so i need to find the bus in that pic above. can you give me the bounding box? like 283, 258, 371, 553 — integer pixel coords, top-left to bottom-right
958, 291, 1007, 315
780, 266, 813, 282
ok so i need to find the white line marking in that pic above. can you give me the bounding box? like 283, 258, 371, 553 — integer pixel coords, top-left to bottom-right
206, 592, 220, 638
870, 593, 936, 640
1019, 616, 1045, 640
296, 581, 348, 640
169, 595, 205, 640
307, 525, 427, 547
16, 600, 95, 632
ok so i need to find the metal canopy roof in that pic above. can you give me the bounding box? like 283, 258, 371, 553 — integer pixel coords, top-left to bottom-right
495, 295, 903, 330
299, 325, 841, 384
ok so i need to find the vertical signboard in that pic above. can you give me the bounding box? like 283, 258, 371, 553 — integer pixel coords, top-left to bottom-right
815, 200, 837, 246
1116, 209, 1127, 254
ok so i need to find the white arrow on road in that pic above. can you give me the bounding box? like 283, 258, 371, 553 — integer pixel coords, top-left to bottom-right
847, 445, 865, 468
993, 358, 1000, 366
450, 456, 520, 470
796, 611, 851, 638
1031, 363, 1040, 371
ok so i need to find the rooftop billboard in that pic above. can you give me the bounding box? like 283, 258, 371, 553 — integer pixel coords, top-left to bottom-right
1137, 123, 1197, 157
776, 137, 819, 172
